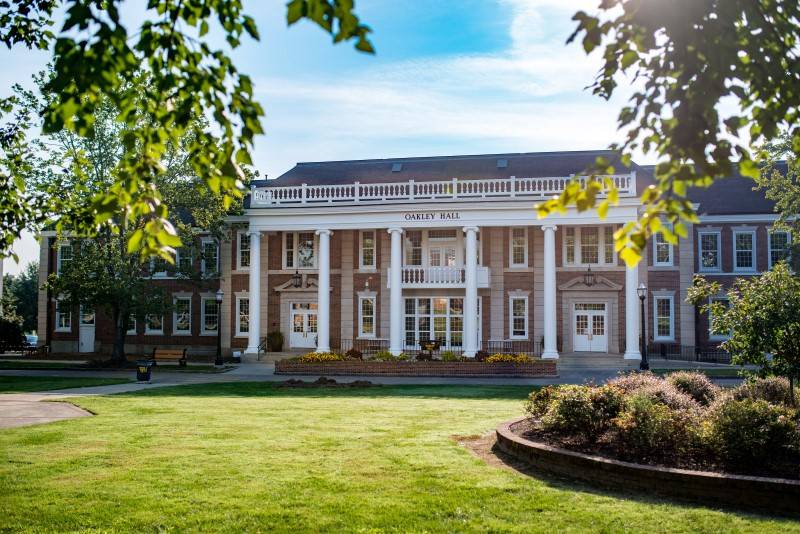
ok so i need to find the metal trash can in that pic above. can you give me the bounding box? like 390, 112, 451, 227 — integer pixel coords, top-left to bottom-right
136, 360, 154, 382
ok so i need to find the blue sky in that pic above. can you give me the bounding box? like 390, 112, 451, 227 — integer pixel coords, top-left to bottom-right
2, 0, 634, 274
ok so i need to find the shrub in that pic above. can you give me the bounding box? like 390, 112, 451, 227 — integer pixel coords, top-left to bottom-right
707, 397, 799, 470
344, 348, 363, 360
297, 352, 344, 363
539, 384, 623, 441
373, 350, 408, 361
608, 372, 699, 411
485, 353, 532, 363
732, 376, 798, 406
475, 350, 489, 361
266, 331, 284, 352
524, 386, 558, 419
612, 393, 700, 461
666, 371, 720, 406
440, 351, 461, 362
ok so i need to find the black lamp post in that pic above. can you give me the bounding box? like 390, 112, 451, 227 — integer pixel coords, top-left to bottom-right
291, 270, 302, 288
583, 266, 596, 287
637, 282, 649, 371
214, 288, 224, 366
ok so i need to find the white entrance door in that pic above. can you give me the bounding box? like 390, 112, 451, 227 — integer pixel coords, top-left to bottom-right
290, 302, 318, 349
78, 306, 96, 353
573, 303, 607, 352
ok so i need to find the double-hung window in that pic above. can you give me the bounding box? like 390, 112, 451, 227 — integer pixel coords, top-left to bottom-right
653, 226, 673, 266
509, 227, 528, 268
509, 296, 528, 339
236, 296, 250, 337
708, 297, 731, 341
652, 295, 674, 341
55, 299, 71, 332
698, 231, 721, 272
151, 256, 169, 277
57, 243, 73, 274
360, 231, 376, 269
201, 298, 219, 335
404, 231, 422, 266
176, 248, 193, 272
769, 231, 791, 269
201, 239, 219, 274
733, 230, 756, 272
145, 314, 164, 335
284, 232, 316, 269
238, 231, 251, 269
173, 297, 191, 335
127, 314, 137, 335
563, 226, 616, 266
358, 296, 376, 338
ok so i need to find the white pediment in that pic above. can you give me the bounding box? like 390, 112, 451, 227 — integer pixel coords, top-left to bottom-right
558, 275, 623, 292
274, 275, 319, 293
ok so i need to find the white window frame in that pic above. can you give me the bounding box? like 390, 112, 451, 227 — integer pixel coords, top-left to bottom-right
200, 238, 219, 274
176, 248, 192, 272
358, 295, 376, 338
652, 226, 674, 267
236, 295, 250, 337
150, 256, 169, 278
283, 231, 318, 270
56, 242, 73, 275
708, 297, 731, 341
733, 229, 757, 273
509, 295, 529, 339
201, 297, 220, 336
237, 231, 251, 270
698, 230, 721, 272
144, 314, 164, 335
359, 230, 376, 270
127, 314, 137, 335
652, 294, 675, 341
509, 227, 528, 268
172, 297, 192, 335
562, 226, 616, 266
768, 230, 791, 269
54, 299, 72, 332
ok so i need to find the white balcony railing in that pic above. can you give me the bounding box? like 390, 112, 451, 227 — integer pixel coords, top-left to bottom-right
250, 173, 636, 207
388, 266, 490, 289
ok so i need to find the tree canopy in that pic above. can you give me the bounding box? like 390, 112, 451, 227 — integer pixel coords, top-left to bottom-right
2, 261, 38, 334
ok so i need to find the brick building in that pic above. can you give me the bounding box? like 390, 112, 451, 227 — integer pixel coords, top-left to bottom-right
35, 150, 788, 360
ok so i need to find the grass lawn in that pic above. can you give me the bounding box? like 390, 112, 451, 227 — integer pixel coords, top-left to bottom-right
0, 361, 232, 372
0, 376, 132, 393
0, 383, 796, 532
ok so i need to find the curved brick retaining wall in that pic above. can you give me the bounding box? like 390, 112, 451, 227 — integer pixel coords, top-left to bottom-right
274, 360, 557, 377
495, 417, 800, 516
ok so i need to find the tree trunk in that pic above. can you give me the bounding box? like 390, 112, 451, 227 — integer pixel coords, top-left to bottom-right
790, 375, 796, 408
110, 306, 127, 363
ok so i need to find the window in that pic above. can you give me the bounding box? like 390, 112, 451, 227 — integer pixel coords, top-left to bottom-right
57, 243, 73, 274
698, 231, 721, 271
173, 297, 191, 335
201, 298, 219, 335
563, 226, 616, 266
151, 256, 169, 277
709, 297, 731, 341
283, 232, 316, 269
127, 314, 137, 335
358, 296, 376, 338
653, 296, 674, 341
360, 231, 376, 269
176, 248, 192, 272
733, 230, 756, 272
238, 231, 251, 269
653, 227, 673, 266
428, 229, 457, 240
405, 231, 422, 266
509, 296, 528, 339
769, 231, 791, 268
510, 227, 528, 267
145, 314, 164, 335
201, 239, 219, 274
236, 296, 250, 336
55, 300, 71, 332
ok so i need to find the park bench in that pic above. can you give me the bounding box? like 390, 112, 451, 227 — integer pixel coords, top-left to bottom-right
151, 348, 187, 366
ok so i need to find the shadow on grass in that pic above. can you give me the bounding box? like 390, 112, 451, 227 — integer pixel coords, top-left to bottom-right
111, 381, 536, 401
483, 436, 799, 521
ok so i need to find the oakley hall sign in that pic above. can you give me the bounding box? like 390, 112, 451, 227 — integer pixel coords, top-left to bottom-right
403, 211, 461, 221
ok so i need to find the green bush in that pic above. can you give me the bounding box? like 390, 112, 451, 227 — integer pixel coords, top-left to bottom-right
524, 386, 558, 419
732, 376, 798, 406
266, 331, 284, 352
373, 350, 407, 361
440, 351, 461, 362
612, 393, 700, 461
297, 352, 344, 363
609, 371, 699, 411
540, 384, 624, 441
707, 397, 799, 470
344, 348, 362, 360
666, 371, 720, 406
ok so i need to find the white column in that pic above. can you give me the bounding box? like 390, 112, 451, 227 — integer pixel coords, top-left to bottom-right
316, 229, 332, 353
388, 228, 404, 355
624, 260, 641, 359
245, 230, 261, 354
463, 226, 479, 357
541, 225, 559, 359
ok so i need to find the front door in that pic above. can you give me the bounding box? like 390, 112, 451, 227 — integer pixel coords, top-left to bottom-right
573, 303, 607, 352
290, 302, 318, 349
78, 305, 95, 353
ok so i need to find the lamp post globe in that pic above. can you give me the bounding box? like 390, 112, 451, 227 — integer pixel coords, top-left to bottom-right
215, 288, 224, 366
637, 282, 649, 371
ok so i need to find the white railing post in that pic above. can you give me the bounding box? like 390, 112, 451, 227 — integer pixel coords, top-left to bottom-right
510, 175, 516, 197
452, 178, 458, 199
630, 170, 637, 196
409, 179, 415, 201
354, 181, 360, 203
301, 183, 307, 204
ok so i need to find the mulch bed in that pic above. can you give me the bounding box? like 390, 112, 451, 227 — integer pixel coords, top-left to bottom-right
277, 377, 380, 389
